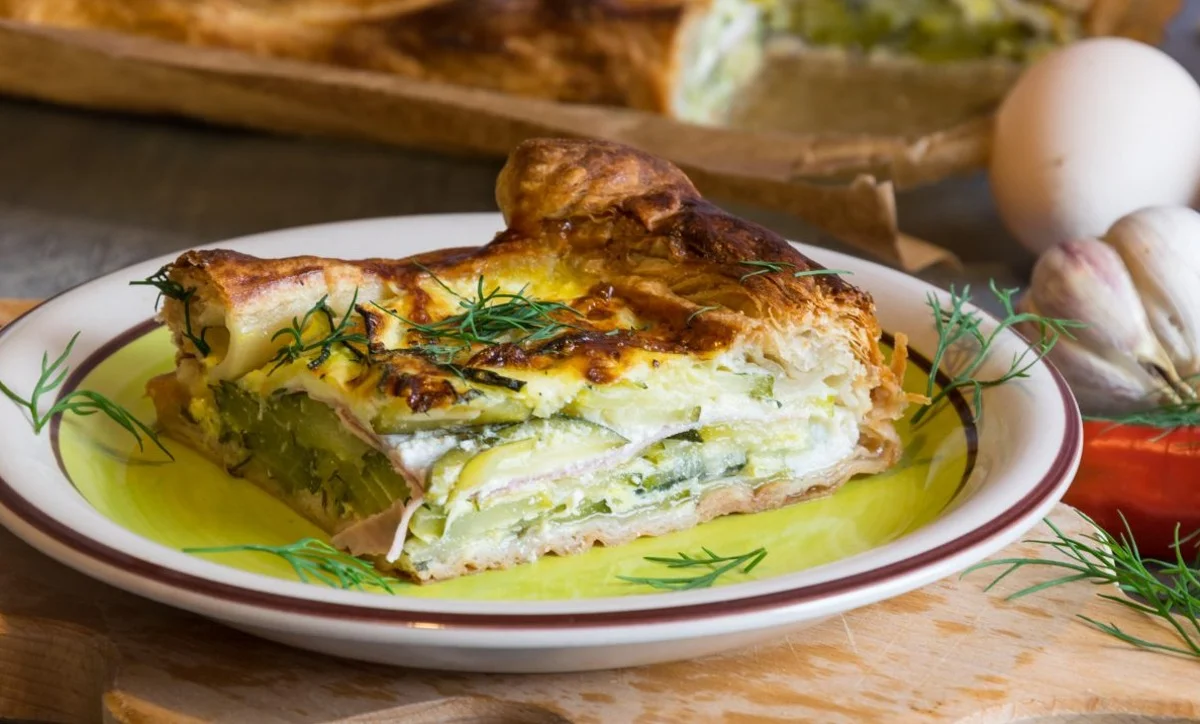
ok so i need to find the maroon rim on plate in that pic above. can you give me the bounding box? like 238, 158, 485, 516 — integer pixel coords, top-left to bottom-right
0, 302, 1079, 631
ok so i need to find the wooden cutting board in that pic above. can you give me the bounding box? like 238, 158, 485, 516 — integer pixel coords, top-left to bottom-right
0, 298, 1196, 724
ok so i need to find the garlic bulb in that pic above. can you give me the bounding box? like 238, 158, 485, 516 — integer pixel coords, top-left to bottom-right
1019, 237, 1190, 415
1105, 206, 1200, 381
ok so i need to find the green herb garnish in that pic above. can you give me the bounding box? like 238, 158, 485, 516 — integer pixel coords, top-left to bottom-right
268, 290, 369, 374
686, 305, 720, 325
410, 343, 469, 367
375, 272, 582, 358
738, 260, 795, 280
184, 538, 401, 593
1085, 401, 1200, 439
130, 266, 211, 356
965, 510, 1200, 660
0, 332, 172, 459
794, 268, 853, 279
736, 260, 853, 282
618, 547, 768, 591
911, 280, 1084, 424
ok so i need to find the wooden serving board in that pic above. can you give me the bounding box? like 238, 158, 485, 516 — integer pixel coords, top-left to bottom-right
0, 298, 1197, 724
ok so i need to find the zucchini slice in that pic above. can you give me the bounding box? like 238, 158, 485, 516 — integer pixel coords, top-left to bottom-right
438, 418, 628, 508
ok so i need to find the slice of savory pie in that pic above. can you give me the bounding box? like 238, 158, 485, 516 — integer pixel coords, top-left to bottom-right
144, 138, 911, 583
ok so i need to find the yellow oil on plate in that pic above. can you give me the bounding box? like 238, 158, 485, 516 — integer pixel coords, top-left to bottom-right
58, 325, 973, 601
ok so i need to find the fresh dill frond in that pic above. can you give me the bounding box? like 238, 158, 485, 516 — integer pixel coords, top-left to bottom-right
410, 342, 471, 367
1085, 401, 1200, 437
964, 509, 1200, 660
0, 332, 173, 459
910, 280, 1084, 425
793, 268, 853, 279
738, 260, 797, 280
736, 260, 852, 282
686, 305, 721, 325
618, 547, 768, 591
184, 538, 401, 593
267, 289, 370, 374
130, 266, 212, 356
374, 272, 583, 354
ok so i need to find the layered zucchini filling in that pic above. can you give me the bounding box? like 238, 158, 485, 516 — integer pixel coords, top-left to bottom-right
672, 0, 1082, 125
758, 0, 1080, 63
396, 407, 857, 572
674, 0, 768, 123
205, 346, 862, 572
211, 382, 412, 522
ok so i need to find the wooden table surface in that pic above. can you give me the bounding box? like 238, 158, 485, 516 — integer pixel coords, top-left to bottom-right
0, 299, 34, 321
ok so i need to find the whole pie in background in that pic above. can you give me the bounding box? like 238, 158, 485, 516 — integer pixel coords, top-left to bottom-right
0, 0, 1180, 138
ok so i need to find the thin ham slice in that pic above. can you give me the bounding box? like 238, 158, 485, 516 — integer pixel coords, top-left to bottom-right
330, 493, 424, 563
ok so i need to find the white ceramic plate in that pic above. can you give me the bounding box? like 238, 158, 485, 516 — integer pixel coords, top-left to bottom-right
0, 213, 1081, 673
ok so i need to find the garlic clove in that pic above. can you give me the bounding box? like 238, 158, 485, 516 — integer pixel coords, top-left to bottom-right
1105, 205, 1200, 383
1029, 238, 1159, 361
1032, 331, 1170, 415
1023, 237, 1192, 410
1015, 291, 1174, 414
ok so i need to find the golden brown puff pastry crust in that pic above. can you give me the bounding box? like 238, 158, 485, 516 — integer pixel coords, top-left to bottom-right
333, 0, 708, 113
0, 0, 712, 115
158, 137, 890, 384
490, 137, 876, 344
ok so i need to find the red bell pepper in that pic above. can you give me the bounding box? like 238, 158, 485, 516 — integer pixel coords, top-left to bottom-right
1063, 420, 1200, 561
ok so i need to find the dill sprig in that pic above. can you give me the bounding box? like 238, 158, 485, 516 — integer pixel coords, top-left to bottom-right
184, 538, 401, 593
738, 260, 795, 280
794, 268, 853, 278
0, 332, 173, 459
736, 260, 852, 282
686, 305, 721, 325
618, 547, 768, 591
1085, 401, 1200, 436
410, 343, 469, 367
375, 272, 583, 357
130, 266, 211, 356
910, 280, 1085, 425
964, 509, 1200, 660
268, 290, 369, 373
